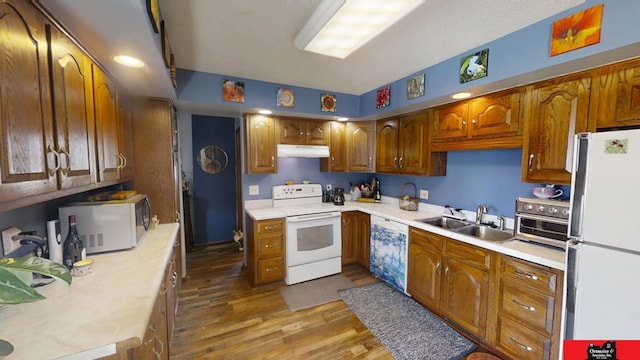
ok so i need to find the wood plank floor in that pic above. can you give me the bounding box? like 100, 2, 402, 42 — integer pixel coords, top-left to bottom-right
170, 242, 500, 359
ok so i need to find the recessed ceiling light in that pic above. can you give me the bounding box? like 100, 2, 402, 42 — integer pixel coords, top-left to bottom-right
337, 117, 348, 121
451, 92, 472, 100
259, 109, 272, 115
113, 55, 144, 68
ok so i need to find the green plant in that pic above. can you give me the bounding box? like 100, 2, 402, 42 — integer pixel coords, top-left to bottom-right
0, 257, 72, 304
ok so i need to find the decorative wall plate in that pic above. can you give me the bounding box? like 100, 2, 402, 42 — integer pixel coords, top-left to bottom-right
197, 145, 228, 174
321, 93, 336, 112
277, 88, 295, 108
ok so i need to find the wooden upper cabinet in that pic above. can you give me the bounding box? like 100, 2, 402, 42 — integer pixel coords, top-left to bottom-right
278, 118, 329, 145
320, 121, 347, 172
347, 121, 375, 172
596, 58, 640, 129
376, 112, 445, 175
0, 1, 57, 203
92, 64, 121, 182
117, 91, 135, 180
375, 118, 400, 173
246, 114, 277, 174
432, 90, 522, 151
522, 74, 595, 185
49, 24, 96, 190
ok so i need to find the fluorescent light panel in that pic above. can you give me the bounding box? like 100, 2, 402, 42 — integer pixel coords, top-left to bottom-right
295, 0, 424, 59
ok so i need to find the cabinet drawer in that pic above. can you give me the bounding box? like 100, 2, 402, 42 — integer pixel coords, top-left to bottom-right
495, 315, 552, 360
409, 227, 443, 252
444, 240, 490, 270
258, 219, 284, 234
257, 257, 284, 283
257, 233, 283, 258
499, 281, 555, 335
500, 257, 559, 295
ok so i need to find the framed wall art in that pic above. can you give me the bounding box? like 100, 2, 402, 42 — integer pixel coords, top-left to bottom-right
277, 88, 295, 108
321, 93, 336, 112
460, 49, 489, 83
550, 4, 604, 57
146, 0, 161, 33
407, 74, 425, 99
222, 80, 245, 103
376, 86, 390, 109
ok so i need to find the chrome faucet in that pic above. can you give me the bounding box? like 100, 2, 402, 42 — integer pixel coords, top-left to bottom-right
476, 204, 487, 224
496, 216, 506, 231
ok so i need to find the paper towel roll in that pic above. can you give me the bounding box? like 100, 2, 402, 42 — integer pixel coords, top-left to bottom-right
47, 219, 63, 264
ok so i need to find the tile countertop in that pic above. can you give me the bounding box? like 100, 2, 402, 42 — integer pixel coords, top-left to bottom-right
245, 197, 565, 271
0, 223, 179, 360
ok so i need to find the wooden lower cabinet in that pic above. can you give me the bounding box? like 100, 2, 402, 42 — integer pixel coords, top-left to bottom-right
489, 255, 564, 360
407, 227, 443, 312
246, 217, 285, 286
342, 211, 370, 268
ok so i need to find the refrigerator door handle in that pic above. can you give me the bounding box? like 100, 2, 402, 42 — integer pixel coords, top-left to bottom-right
569, 133, 590, 239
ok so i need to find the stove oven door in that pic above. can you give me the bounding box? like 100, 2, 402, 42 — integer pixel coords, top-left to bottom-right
286, 211, 342, 267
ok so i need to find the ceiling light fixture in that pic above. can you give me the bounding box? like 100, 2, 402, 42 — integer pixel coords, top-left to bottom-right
258, 109, 273, 115
113, 55, 144, 68
337, 117, 349, 121
294, 0, 425, 59
451, 92, 472, 100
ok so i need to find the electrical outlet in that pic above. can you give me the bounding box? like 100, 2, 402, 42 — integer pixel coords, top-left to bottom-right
249, 185, 259, 196
419, 189, 429, 200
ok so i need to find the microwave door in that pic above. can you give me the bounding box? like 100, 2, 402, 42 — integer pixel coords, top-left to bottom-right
142, 196, 151, 230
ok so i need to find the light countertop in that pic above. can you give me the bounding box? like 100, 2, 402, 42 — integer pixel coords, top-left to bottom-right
245, 197, 565, 270
0, 223, 179, 360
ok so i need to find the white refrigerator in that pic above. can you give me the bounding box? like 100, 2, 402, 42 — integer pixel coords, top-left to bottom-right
564, 129, 640, 340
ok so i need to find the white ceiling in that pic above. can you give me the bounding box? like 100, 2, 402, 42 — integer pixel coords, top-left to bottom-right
39, 0, 585, 115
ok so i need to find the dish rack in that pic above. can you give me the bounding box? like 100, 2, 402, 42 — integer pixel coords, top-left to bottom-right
399, 182, 419, 211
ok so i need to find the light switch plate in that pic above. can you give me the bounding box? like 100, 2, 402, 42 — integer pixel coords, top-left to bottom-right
249, 185, 259, 196
419, 189, 429, 200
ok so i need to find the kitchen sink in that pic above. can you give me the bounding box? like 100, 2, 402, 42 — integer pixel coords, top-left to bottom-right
415, 217, 470, 229
455, 225, 514, 242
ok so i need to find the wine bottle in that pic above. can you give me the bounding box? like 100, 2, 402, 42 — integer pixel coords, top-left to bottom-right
63, 215, 86, 269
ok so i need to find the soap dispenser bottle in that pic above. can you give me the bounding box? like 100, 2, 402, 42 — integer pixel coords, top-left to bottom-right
374, 179, 381, 202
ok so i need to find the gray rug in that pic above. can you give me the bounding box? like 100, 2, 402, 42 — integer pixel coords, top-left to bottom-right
280, 274, 355, 312
339, 282, 478, 360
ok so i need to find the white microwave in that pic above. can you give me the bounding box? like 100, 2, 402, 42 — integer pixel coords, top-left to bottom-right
58, 194, 151, 254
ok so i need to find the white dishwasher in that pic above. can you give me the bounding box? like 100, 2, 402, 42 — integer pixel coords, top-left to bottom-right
370, 215, 409, 294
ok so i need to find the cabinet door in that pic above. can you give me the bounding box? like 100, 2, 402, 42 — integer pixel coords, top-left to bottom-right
347, 121, 375, 172
341, 211, 358, 265
93, 64, 121, 182
524, 76, 592, 184
432, 102, 468, 140
325, 121, 347, 172
407, 233, 442, 312
0, 1, 57, 202
470, 91, 520, 138
278, 118, 304, 144
305, 120, 329, 145
375, 119, 399, 173
597, 60, 640, 129
49, 25, 96, 190
442, 257, 489, 338
118, 93, 135, 180
356, 212, 370, 269
246, 114, 277, 174
398, 112, 428, 174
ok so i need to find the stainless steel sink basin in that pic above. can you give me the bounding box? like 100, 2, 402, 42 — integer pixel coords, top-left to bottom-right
455, 225, 514, 242
416, 217, 470, 229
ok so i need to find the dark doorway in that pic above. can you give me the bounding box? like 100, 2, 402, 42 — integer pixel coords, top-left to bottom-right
191, 115, 237, 243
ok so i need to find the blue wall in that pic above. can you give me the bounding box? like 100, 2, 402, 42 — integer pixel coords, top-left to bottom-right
192, 115, 238, 243
176, 0, 636, 221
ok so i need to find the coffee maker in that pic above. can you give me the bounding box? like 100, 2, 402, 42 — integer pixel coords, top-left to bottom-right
333, 187, 345, 205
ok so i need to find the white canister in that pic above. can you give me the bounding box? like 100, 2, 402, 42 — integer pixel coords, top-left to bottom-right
46, 219, 63, 264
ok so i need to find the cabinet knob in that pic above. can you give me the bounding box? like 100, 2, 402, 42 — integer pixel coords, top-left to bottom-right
265, 226, 273, 230
462, 120, 466, 126
510, 337, 533, 352
59, 147, 71, 175
399, 157, 404, 168
271, 156, 275, 168
512, 299, 536, 312
393, 157, 398, 170
368, 156, 372, 167
265, 266, 278, 272
47, 145, 61, 176
472, 119, 477, 125
528, 153, 535, 172
515, 269, 539, 281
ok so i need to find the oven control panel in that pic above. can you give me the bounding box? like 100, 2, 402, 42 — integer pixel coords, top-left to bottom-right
516, 197, 570, 220
273, 184, 322, 199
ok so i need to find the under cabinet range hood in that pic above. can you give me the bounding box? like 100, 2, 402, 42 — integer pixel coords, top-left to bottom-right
277, 144, 330, 158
